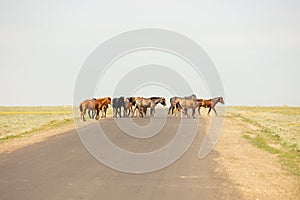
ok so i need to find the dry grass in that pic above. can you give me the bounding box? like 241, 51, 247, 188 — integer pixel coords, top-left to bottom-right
0, 106, 74, 140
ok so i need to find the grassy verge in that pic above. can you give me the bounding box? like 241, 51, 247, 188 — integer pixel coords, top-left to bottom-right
227, 107, 300, 177
0, 106, 74, 141
0, 118, 73, 141
0, 106, 113, 142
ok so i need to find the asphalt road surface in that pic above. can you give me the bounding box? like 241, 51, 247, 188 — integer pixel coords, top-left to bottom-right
0, 116, 242, 200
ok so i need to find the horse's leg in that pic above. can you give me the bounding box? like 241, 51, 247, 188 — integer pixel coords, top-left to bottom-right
100, 109, 103, 118
198, 106, 201, 116
207, 107, 212, 115
172, 105, 176, 115
123, 108, 126, 118
96, 107, 100, 120
128, 107, 131, 117
139, 107, 144, 118
213, 107, 217, 116
133, 107, 137, 118
168, 105, 173, 115
93, 110, 96, 118
131, 107, 135, 118
119, 107, 122, 118
81, 110, 84, 121
88, 110, 91, 119
104, 107, 107, 118
89, 110, 92, 119
184, 108, 189, 118
192, 108, 195, 118
82, 108, 87, 121
91, 110, 94, 119
141, 108, 144, 118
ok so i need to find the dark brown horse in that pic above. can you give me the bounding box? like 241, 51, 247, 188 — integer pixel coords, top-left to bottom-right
112, 97, 136, 118
79, 97, 111, 121
124, 97, 136, 117
197, 97, 224, 115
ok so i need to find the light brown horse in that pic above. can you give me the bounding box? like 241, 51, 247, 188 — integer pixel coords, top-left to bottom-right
173, 98, 198, 118
79, 97, 111, 121
168, 94, 196, 115
197, 97, 224, 115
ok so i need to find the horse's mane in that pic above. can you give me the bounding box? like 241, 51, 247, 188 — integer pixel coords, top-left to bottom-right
184, 94, 197, 99
150, 97, 162, 100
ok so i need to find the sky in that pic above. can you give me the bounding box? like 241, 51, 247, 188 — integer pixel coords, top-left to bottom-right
0, 0, 299, 106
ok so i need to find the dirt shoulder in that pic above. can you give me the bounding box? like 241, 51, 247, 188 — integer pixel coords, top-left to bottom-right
215, 118, 299, 199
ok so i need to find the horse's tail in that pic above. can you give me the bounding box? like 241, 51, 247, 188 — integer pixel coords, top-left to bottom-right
79, 103, 83, 112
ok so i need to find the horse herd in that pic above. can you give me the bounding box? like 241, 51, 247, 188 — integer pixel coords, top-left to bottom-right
79, 94, 224, 121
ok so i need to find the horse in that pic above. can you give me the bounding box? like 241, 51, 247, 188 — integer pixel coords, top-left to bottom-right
88, 105, 107, 119
197, 97, 224, 115
134, 97, 166, 118
112, 97, 136, 118
87, 98, 97, 119
168, 94, 197, 117
79, 97, 111, 121
112, 97, 125, 118
123, 97, 136, 117
101, 103, 109, 118
174, 98, 198, 118
171, 102, 182, 118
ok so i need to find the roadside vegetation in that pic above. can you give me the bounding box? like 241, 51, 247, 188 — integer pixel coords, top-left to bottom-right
0, 106, 74, 141
227, 106, 300, 177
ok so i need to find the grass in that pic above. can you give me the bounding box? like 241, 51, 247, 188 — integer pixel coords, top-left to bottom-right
227, 106, 300, 177
0, 106, 74, 141
0, 106, 113, 142
242, 134, 281, 154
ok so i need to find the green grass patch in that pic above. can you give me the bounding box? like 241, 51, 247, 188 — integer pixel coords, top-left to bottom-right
243, 134, 280, 154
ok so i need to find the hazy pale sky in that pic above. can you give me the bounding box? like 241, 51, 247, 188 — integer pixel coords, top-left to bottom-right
0, 0, 299, 106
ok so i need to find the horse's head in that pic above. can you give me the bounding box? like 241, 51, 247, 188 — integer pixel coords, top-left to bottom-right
129, 97, 136, 105
106, 97, 112, 105
219, 97, 224, 104
196, 99, 204, 106
161, 97, 167, 106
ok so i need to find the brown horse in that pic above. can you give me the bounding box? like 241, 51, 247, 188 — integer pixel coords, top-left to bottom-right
134, 97, 166, 118
197, 97, 224, 115
79, 97, 111, 121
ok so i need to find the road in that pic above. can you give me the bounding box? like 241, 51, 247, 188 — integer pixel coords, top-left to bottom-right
0, 116, 242, 200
